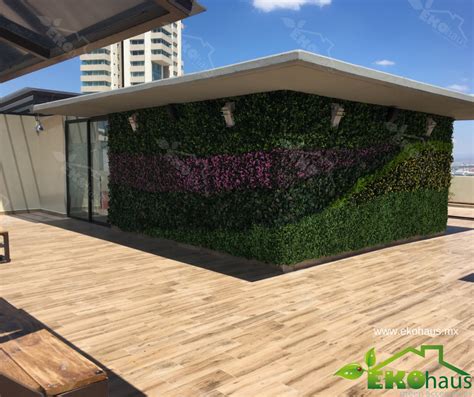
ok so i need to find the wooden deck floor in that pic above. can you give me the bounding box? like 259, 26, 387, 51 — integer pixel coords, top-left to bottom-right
0, 212, 473, 396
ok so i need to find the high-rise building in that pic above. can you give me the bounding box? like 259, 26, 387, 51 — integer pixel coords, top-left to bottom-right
80, 22, 183, 93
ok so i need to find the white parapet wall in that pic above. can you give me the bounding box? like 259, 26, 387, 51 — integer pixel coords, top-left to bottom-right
0, 114, 67, 214
450, 176, 474, 205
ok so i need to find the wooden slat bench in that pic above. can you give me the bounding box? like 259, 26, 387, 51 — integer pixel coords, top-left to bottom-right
0, 231, 10, 263
0, 329, 108, 396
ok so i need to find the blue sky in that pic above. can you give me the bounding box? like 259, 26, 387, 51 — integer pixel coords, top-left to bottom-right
1, 0, 473, 160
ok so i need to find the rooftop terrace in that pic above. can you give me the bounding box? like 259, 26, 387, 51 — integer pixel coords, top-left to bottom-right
0, 211, 472, 396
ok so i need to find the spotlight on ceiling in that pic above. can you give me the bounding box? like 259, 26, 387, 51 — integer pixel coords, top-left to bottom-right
221, 102, 236, 128
426, 117, 437, 137
128, 113, 139, 132
34, 115, 44, 133
331, 103, 345, 128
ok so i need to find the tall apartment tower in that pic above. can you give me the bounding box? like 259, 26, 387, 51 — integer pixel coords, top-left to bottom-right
80, 22, 183, 93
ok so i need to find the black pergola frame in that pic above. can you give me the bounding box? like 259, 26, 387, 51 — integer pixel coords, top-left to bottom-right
0, 0, 205, 82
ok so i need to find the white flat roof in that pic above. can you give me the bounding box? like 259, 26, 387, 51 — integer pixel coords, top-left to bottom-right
34, 50, 474, 120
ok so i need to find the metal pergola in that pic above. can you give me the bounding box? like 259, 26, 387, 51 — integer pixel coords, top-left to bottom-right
0, 0, 205, 82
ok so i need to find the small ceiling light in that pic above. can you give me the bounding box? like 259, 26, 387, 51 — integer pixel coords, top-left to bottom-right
426, 117, 437, 137
34, 115, 44, 133
221, 102, 235, 128
128, 113, 138, 132
331, 103, 345, 128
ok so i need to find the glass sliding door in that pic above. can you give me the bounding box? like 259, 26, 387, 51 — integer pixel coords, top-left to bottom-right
66, 121, 89, 220
66, 118, 109, 224
90, 120, 109, 223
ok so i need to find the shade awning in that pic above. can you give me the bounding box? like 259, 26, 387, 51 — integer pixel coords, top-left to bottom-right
0, 87, 79, 114
0, 0, 205, 82
34, 51, 474, 120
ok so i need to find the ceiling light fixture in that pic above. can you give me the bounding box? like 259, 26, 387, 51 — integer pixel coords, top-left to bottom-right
221, 102, 235, 128
128, 113, 139, 132
426, 117, 437, 137
331, 103, 345, 128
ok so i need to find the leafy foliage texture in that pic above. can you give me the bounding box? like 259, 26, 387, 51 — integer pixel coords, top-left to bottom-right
108, 91, 453, 265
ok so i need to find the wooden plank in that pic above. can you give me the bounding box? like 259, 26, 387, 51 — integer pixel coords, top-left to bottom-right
0, 348, 43, 393
1, 330, 107, 396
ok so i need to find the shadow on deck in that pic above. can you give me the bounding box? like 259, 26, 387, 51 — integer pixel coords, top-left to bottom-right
0, 298, 145, 397
7, 212, 473, 283
15, 213, 284, 282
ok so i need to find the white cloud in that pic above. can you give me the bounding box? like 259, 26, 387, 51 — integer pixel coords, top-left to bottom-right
252, 0, 332, 12
374, 59, 395, 67
446, 84, 470, 93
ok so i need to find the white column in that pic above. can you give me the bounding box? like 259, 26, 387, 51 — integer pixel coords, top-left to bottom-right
144, 31, 152, 83
123, 39, 131, 87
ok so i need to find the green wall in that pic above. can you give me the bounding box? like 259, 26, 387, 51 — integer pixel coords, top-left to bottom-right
107, 91, 453, 265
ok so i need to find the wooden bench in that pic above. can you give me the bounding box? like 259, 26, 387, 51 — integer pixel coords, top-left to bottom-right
0, 231, 10, 263
0, 329, 108, 396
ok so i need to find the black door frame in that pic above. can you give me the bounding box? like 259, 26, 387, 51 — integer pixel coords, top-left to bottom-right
65, 117, 109, 226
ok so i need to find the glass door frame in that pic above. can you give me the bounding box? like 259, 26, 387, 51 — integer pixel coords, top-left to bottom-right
65, 116, 109, 226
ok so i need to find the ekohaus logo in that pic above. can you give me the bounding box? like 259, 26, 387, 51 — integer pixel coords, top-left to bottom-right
335, 345, 471, 390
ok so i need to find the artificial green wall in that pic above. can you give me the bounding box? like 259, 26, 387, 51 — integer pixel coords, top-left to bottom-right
108, 91, 453, 265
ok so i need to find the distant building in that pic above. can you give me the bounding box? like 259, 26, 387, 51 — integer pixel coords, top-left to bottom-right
452, 165, 474, 176
80, 22, 183, 93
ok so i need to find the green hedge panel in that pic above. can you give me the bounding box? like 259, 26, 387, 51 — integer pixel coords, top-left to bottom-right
108, 91, 453, 156
106, 90, 453, 266
108, 142, 450, 233
144, 190, 448, 265
335, 142, 453, 206
108, 162, 384, 232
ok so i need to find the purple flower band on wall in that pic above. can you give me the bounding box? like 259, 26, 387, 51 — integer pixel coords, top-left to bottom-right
110, 144, 395, 195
